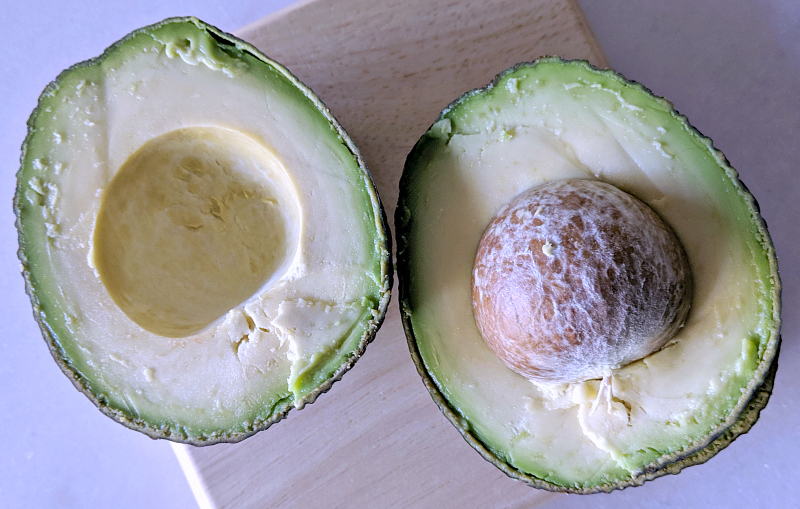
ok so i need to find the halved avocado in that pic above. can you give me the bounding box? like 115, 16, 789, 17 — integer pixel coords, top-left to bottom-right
15, 17, 391, 444
396, 58, 780, 492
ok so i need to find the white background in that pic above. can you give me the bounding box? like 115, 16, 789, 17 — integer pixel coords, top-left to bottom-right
1, 1, 798, 507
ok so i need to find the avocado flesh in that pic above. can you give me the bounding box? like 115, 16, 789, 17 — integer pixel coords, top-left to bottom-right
398, 59, 779, 490
16, 18, 391, 443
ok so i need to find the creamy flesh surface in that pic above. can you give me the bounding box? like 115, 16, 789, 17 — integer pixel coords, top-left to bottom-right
19, 22, 386, 438
404, 62, 776, 487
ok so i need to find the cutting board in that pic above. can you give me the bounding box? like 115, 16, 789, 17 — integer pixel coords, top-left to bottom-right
173, 0, 607, 507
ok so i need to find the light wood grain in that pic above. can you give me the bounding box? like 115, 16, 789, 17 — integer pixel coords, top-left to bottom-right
174, 0, 606, 507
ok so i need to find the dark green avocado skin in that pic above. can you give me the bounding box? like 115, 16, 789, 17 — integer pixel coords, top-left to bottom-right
15, 17, 392, 445
395, 57, 781, 493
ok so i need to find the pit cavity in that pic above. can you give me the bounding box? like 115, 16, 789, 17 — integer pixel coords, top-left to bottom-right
93, 127, 301, 337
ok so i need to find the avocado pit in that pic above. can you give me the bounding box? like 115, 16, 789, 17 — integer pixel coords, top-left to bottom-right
471, 178, 692, 384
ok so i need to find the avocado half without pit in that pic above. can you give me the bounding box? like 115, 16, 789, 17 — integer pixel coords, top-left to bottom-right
15, 17, 391, 444
396, 58, 780, 492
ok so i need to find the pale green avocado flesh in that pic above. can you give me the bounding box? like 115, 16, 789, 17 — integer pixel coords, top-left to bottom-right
397, 59, 780, 491
16, 18, 391, 444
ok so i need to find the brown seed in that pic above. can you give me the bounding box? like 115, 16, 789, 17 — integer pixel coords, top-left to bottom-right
471, 179, 692, 383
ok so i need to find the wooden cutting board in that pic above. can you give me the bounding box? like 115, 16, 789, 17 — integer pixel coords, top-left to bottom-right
173, 0, 607, 507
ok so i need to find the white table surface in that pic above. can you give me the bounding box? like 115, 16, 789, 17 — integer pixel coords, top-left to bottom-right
2, 1, 798, 508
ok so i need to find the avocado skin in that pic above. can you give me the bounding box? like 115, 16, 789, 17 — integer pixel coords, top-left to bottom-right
15, 17, 392, 445
396, 57, 781, 492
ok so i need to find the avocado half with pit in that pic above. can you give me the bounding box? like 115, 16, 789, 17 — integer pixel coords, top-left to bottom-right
15, 17, 391, 444
396, 58, 780, 492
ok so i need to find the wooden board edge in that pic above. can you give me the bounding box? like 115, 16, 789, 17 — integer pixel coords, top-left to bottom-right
172, 443, 216, 509
235, 0, 318, 38
565, 0, 610, 68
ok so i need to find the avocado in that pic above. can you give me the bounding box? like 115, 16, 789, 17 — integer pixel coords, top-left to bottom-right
15, 17, 391, 444
396, 58, 780, 492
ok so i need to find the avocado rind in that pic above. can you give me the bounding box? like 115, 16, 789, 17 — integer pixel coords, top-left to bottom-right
15, 17, 392, 445
396, 57, 781, 492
